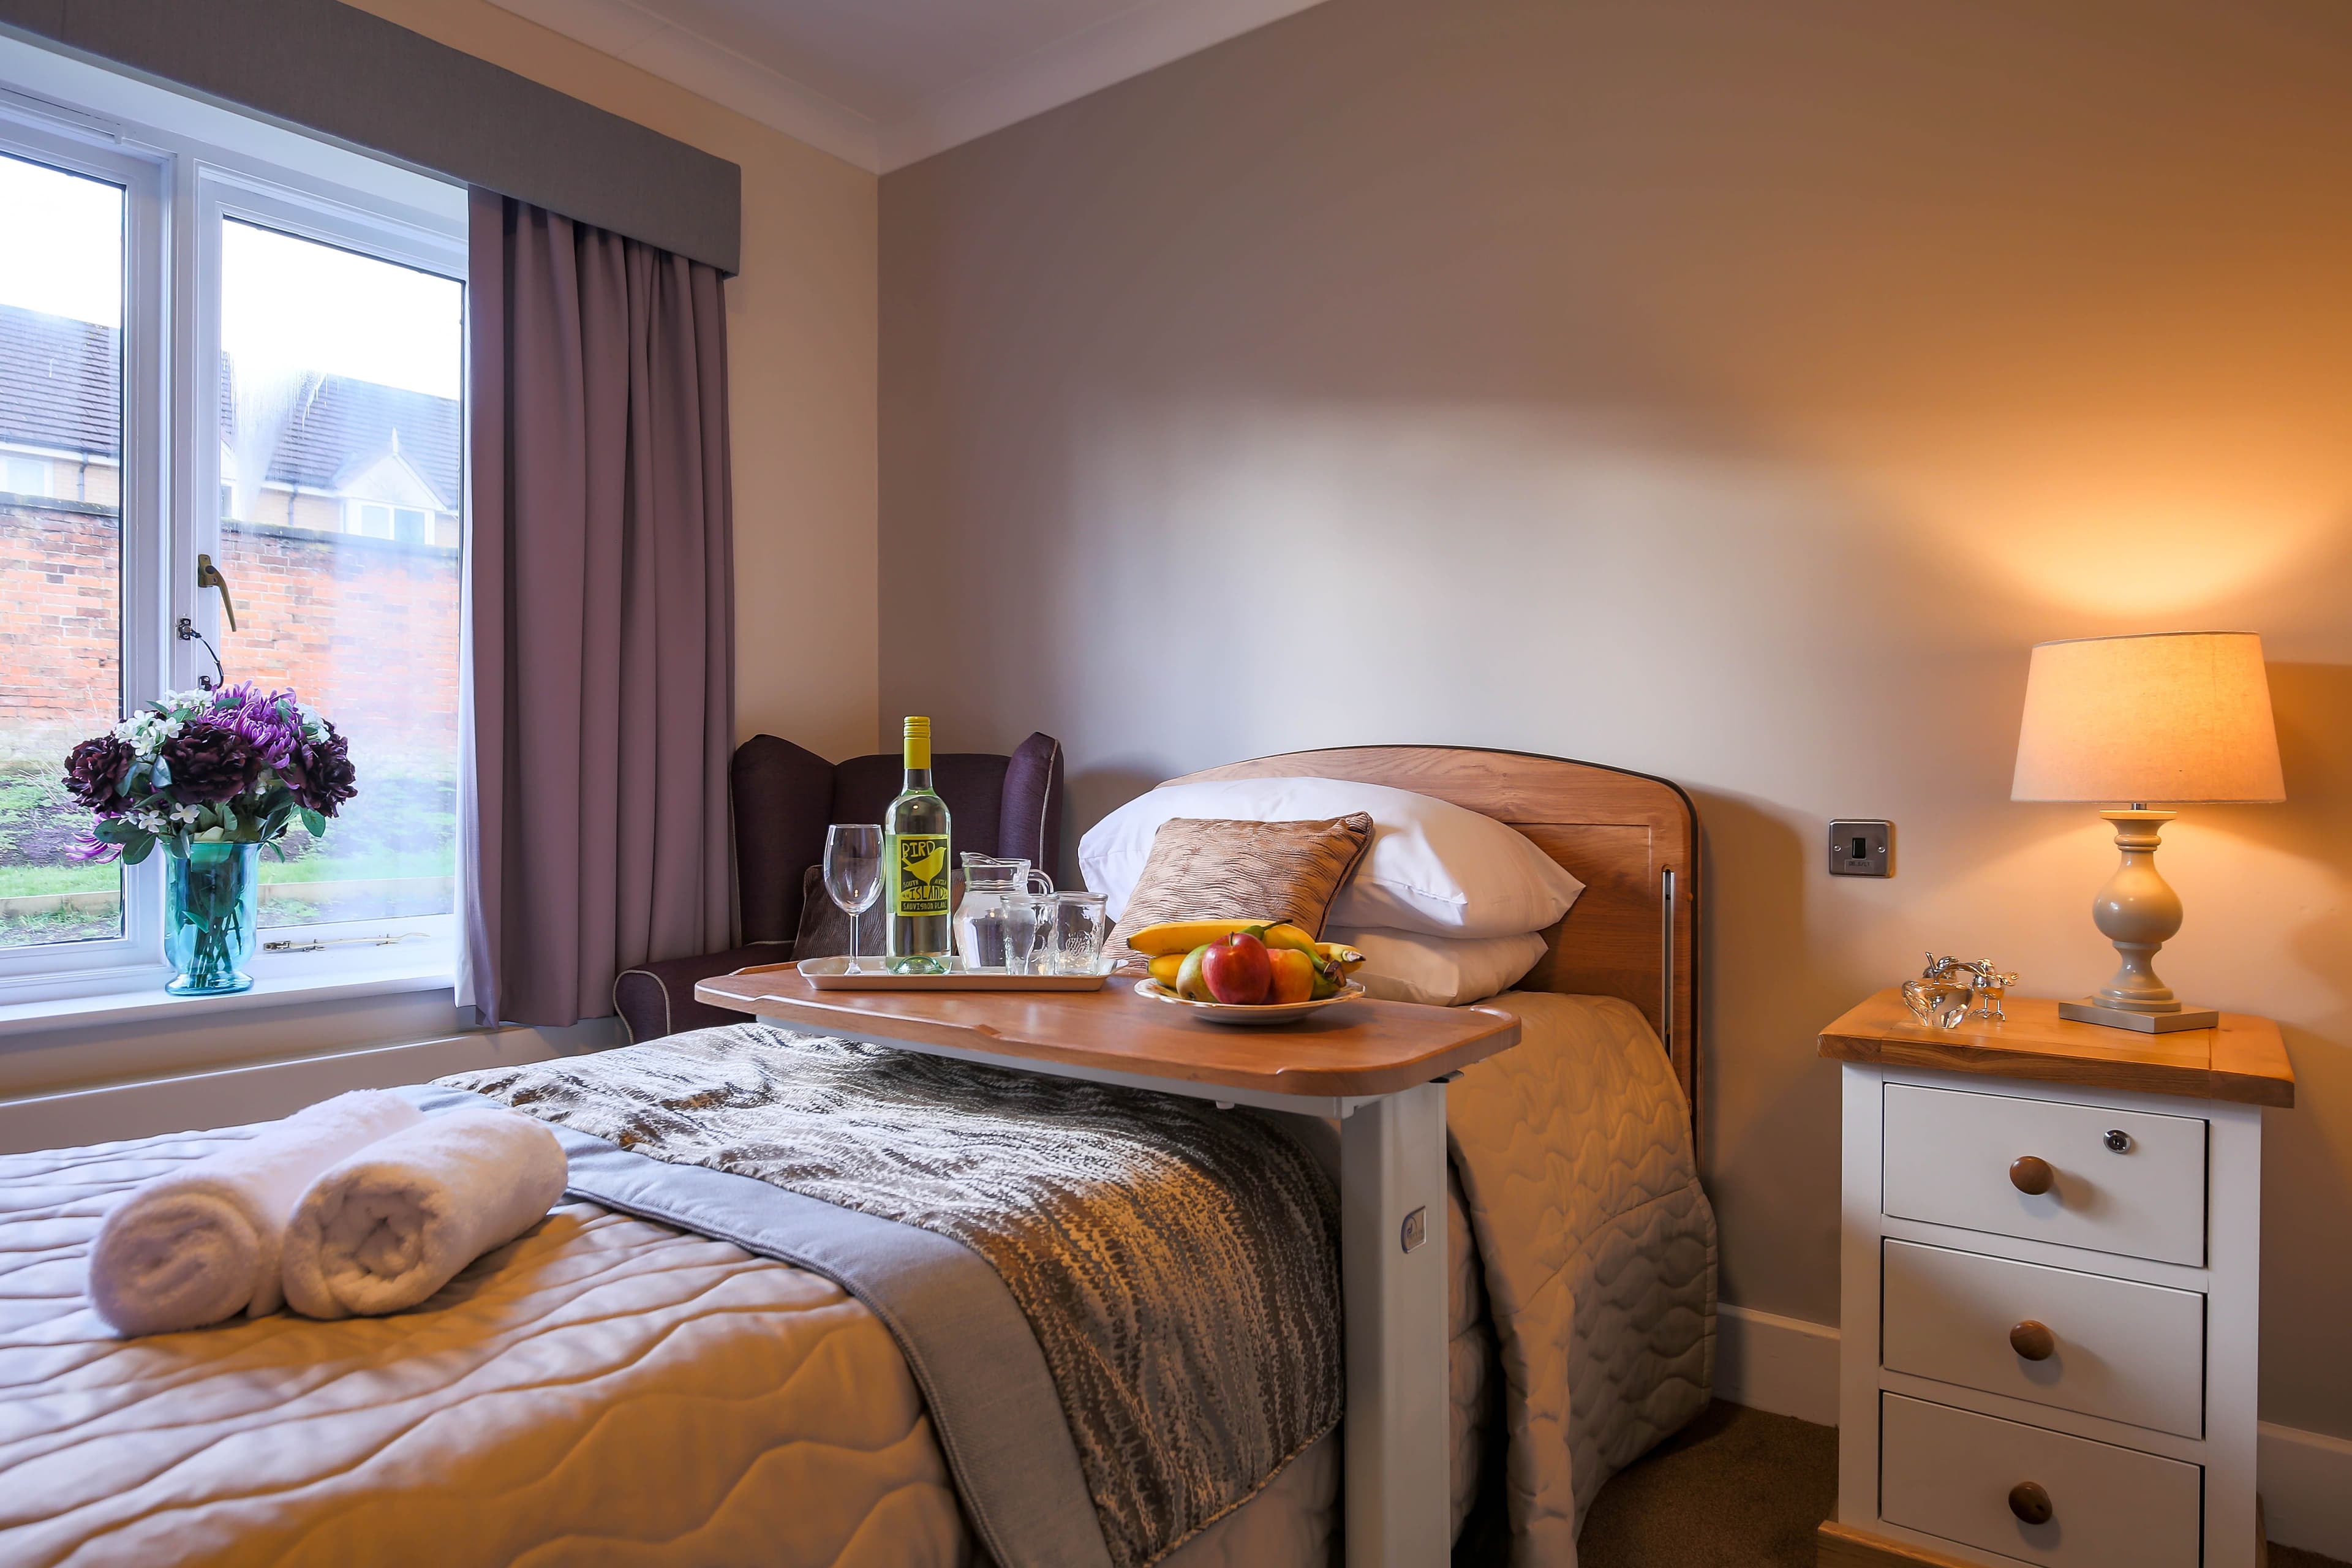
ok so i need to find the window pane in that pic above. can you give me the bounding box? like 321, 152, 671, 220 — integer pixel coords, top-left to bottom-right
218, 219, 462, 929
0, 152, 124, 951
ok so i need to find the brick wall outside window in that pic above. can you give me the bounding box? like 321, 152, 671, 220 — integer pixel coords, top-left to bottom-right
1, 500, 459, 771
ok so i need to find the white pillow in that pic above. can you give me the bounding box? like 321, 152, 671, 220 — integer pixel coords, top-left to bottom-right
1079, 776, 1584, 938
1332, 926, 1549, 1008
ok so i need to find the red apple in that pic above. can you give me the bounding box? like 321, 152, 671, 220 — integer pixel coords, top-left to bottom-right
1200, 931, 1272, 1005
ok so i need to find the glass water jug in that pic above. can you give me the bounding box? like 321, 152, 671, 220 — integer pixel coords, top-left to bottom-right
954, 854, 1055, 973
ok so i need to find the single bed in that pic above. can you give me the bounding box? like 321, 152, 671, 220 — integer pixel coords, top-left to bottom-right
0, 746, 1713, 1568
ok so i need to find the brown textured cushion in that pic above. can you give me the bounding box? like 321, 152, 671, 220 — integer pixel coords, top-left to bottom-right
1106, 814, 1374, 969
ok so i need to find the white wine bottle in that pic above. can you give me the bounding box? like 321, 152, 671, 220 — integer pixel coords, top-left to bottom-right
884, 716, 952, 973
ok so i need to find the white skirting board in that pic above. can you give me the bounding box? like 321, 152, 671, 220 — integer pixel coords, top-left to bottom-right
1717, 1302, 1842, 1427
1717, 1301, 2352, 1560
2259, 1421, 2352, 1562
0, 1018, 621, 1156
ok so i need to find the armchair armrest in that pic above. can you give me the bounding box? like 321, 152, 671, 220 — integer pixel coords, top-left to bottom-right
614, 941, 794, 1042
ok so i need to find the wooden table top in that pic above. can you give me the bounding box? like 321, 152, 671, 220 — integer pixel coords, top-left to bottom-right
1820, 989, 2294, 1109
695, 966, 1522, 1099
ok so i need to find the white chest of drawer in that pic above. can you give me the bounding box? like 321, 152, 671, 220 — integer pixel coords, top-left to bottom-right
1815, 991, 2293, 1568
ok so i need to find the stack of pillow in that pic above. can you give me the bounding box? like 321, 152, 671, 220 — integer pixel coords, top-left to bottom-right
1079, 776, 1583, 1006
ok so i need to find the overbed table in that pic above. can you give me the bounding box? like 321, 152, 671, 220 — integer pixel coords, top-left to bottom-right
696, 967, 1521, 1568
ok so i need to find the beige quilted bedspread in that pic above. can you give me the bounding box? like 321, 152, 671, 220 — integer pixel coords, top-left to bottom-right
1448, 991, 1717, 1566
0, 1131, 967, 1568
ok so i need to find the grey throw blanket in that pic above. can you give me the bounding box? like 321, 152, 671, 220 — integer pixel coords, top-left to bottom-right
445, 1023, 1340, 1568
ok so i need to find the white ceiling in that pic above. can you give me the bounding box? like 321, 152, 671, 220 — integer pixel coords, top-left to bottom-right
488, 0, 1331, 173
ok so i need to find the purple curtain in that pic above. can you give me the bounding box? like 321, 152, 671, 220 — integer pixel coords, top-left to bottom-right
461, 190, 735, 1027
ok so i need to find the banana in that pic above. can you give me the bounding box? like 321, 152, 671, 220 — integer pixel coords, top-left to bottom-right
1126, 919, 1266, 957
1313, 940, 1366, 974
1147, 952, 1186, 989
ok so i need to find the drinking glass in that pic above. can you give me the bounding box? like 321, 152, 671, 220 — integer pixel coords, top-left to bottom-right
824, 824, 884, 973
1000, 891, 1047, 976
1048, 892, 1110, 975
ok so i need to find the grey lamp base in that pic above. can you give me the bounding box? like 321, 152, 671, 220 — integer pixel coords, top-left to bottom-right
2059, 1000, 2222, 1034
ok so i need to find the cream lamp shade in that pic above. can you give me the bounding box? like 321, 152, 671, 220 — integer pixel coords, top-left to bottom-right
2011, 631, 2284, 805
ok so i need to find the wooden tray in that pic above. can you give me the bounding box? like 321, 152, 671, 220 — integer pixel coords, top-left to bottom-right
770, 957, 1110, 992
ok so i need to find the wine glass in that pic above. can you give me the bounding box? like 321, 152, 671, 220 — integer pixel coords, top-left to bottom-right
824, 824, 883, 974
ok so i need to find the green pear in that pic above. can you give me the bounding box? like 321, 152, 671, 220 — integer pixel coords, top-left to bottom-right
1175, 944, 1215, 1001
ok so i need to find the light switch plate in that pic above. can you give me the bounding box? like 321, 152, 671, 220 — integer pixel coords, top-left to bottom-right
1829, 819, 1893, 876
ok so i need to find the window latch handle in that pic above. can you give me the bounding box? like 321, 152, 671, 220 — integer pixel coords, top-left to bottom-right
195, 552, 237, 633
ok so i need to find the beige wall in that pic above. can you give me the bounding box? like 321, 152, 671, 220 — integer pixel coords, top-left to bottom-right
351, 0, 879, 763
881, 0, 2352, 1437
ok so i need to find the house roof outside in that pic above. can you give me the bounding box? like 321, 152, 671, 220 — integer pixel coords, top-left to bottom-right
0, 303, 461, 507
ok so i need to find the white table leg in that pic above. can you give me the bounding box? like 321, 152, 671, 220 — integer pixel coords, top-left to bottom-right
1341, 1080, 1450, 1567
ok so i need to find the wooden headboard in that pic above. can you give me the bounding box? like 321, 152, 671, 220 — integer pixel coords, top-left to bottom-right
1162, 745, 1702, 1133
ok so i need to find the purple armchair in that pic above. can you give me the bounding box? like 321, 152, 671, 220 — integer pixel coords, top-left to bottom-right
612, 731, 1066, 1041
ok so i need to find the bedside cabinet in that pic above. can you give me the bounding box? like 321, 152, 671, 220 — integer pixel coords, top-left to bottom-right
1814, 990, 2295, 1568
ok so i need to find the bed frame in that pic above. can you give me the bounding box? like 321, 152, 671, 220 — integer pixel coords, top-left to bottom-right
1164, 745, 1703, 1139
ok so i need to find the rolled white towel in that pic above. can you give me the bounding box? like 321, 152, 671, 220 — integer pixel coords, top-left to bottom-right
281, 1109, 566, 1319
86, 1090, 424, 1335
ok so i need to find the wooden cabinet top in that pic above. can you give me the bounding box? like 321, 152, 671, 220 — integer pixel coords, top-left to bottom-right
696, 967, 1521, 1099
1820, 989, 2294, 1109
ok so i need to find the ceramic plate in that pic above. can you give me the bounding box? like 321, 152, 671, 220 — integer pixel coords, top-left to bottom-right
1133, 978, 1365, 1025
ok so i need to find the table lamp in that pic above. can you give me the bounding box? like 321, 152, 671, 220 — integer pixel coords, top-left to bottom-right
2011, 631, 2284, 1032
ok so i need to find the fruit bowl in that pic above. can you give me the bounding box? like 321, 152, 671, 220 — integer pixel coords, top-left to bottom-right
1134, 978, 1365, 1026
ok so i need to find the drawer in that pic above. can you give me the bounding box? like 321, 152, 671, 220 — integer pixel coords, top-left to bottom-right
1880, 1392, 2202, 1568
1882, 1084, 2207, 1266
1882, 1239, 2206, 1438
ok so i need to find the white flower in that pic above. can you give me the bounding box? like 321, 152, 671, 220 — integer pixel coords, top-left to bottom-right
173, 804, 200, 824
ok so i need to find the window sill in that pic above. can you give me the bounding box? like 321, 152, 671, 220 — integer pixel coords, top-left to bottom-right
0, 952, 456, 1039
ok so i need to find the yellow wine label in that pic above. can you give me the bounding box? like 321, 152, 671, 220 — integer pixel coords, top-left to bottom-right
892, 834, 949, 916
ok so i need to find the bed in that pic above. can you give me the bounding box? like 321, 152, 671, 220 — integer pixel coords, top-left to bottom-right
0, 745, 1714, 1568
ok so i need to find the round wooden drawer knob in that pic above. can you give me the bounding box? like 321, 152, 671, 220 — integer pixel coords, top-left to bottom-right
2008, 1480, 2054, 1525
2008, 1155, 2056, 1195
2009, 1319, 2057, 1361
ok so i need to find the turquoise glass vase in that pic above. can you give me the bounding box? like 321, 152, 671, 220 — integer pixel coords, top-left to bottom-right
165, 841, 259, 996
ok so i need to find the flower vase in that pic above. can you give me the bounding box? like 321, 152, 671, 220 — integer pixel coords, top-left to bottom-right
165, 842, 259, 996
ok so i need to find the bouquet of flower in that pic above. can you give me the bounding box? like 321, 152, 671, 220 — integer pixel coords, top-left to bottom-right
62, 683, 358, 864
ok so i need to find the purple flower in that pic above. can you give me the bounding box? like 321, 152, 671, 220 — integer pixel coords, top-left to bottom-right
157, 725, 260, 804
290, 721, 357, 815
62, 734, 136, 812
69, 832, 122, 863
207, 682, 306, 773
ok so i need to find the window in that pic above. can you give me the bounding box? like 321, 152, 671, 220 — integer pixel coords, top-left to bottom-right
216, 218, 464, 932
0, 42, 466, 1003
0, 146, 127, 959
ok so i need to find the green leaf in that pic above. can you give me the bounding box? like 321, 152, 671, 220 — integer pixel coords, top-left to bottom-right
92, 818, 133, 843
266, 839, 288, 862
121, 833, 155, 865
300, 808, 327, 837
151, 755, 172, 789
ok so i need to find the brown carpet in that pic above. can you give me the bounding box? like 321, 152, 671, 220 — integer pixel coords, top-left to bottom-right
1453, 1401, 2351, 1567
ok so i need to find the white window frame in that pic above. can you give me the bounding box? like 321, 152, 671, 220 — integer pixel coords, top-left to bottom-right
0, 115, 167, 998
0, 43, 468, 1010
